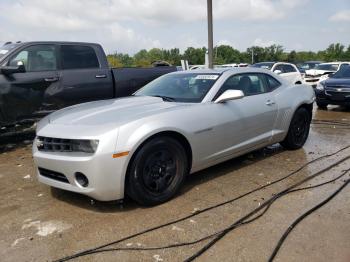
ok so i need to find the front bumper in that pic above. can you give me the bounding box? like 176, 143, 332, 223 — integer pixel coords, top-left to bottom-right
33, 135, 129, 201
304, 77, 320, 88
315, 88, 350, 106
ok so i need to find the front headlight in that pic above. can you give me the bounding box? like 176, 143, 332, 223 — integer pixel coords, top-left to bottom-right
316, 81, 325, 91
71, 140, 99, 153
36, 137, 99, 153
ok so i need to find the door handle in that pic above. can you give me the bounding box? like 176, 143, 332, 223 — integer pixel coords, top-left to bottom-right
266, 100, 275, 106
95, 74, 107, 78
44, 77, 59, 82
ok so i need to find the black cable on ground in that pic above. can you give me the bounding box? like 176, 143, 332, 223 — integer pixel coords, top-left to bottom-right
311, 119, 350, 129
183, 157, 350, 262
268, 178, 350, 262
55, 153, 350, 262
55, 146, 350, 261
312, 119, 350, 125
55, 168, 349, 261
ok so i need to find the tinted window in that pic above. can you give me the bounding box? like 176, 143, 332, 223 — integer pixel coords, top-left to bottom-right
332, 65, 350, 78
265, 75, 281, 91
61, 45, 99, 69
315, 64, 339, 71
274, 64, 285, 73
251, 62, 275, 70
283, 64, 296, 73
8, 45, 57, 72
216, 73, 268, 98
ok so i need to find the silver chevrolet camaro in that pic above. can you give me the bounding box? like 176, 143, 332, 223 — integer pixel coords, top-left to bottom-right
33, 68, 315, 205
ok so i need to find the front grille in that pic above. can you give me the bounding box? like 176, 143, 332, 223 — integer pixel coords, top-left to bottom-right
37, 137, 73, 152
38, 167, 69, 183
325, 87, 350, 100
305, 75, 322, 78
306, 79, 319, 82
326, 86, 350, 91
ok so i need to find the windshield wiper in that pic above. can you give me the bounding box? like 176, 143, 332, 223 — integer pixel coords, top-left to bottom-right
152, 95, 176, 102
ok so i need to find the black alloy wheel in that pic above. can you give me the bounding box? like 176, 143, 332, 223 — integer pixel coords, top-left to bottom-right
126, 136, 188, 206
280, 107, 311, 150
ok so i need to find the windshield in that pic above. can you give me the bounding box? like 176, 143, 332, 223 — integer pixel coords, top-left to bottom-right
251, 62, 274, 70
331, 65, 350, 78
134, 73, 220, 103
0, 43, 19, 59
314, 64, 339, 71
298, 62, 320, 70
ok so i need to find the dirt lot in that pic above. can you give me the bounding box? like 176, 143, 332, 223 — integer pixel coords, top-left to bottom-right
0, 106, 349, 262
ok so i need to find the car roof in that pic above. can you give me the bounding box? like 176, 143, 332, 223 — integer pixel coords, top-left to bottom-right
303, 61, 323, 63
170, 67, 273, 75
15, 41, 100, 46
254, 62, 275, 64
320, 61, 350, 65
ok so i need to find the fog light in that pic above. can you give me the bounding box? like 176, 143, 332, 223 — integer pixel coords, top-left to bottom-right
75, 172, 89, 187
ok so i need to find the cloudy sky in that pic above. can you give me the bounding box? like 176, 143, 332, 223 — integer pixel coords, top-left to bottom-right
0, 0, 349, 54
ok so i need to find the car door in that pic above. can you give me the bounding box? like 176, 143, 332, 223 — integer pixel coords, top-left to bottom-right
283, 64, 300, 84
52, 44, 113, 108
0, 44, 60, 123
204, 73, 278, 161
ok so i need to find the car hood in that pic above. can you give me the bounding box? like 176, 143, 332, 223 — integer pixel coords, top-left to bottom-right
47, 96, 181, 127
324, 78, 350, 87
305, 69, 334, 76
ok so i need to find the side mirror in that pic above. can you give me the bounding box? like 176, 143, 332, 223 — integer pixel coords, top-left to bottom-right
274, 69, 282, 75
0, 64, 25, 75
327, 72, 334, 78
215, 90, 244, 103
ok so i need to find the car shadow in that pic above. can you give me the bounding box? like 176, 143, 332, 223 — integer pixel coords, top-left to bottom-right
180, 144, 286, 196
49, 144, 288, 213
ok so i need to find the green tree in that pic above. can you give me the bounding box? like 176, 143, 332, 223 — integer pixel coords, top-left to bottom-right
183, 47, 206, 65
214, 45, 241, 64
287, 50, 297, 63
106, 55, 123, 67
324, 43, 345, 61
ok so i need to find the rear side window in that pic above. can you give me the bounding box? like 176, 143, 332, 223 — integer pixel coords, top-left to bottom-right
265, 75, 281, 91
283, 64, 296, 73
274, 64, 285, 73
216, 73, 268, 98
61, 45, 99, 69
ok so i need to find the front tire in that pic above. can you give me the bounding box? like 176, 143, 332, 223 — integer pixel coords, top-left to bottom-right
126, 137, 188, 206
280, 107, 311, 150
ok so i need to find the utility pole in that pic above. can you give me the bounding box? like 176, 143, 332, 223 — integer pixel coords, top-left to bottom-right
207, 0, 213, 69
251, 48, 254, 64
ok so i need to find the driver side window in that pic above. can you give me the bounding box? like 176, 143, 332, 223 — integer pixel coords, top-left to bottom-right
274, 64, 285, 73
8, 45, 57, 72
215, 73, 268, 99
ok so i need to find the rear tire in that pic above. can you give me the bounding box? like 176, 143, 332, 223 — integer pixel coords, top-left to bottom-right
280, 107, 311, 150
126, 136, 188, 206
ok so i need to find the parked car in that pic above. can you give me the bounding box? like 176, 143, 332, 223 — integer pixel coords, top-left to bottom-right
315, 64, 350, 109
33, 68, 314, 205
297, 61, 323, 74
0, 41, 176, 129
250, 62, 303, 85
304, 62, 350, 88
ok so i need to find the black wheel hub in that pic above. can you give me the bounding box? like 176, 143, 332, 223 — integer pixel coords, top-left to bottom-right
292, 113, 308, 144
142, 149, 177, 193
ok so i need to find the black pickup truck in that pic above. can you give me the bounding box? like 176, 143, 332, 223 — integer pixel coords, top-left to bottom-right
0, 41, 176, 128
